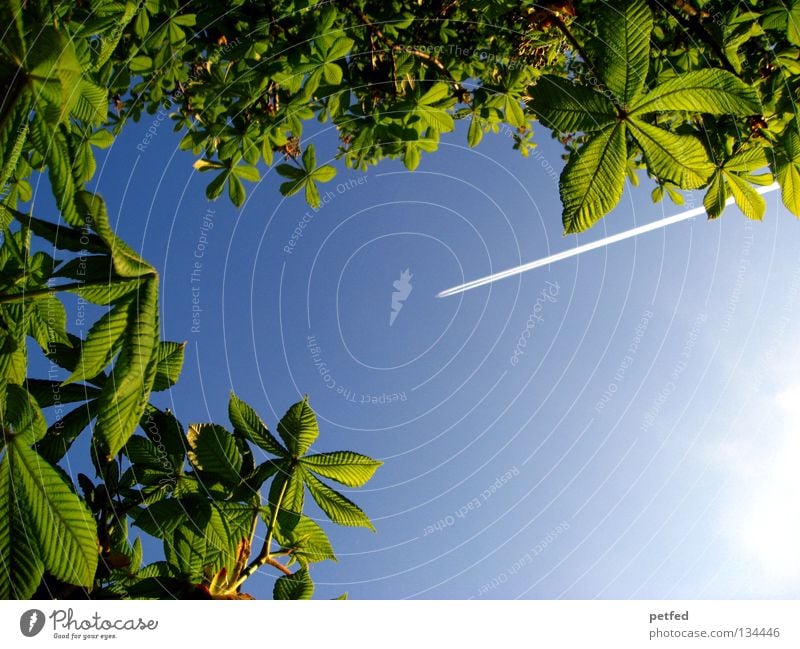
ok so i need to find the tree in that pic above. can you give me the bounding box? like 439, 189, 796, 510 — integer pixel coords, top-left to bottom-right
1, 0, 799, 598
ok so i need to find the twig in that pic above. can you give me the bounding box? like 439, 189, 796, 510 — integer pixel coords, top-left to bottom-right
549, 13, 598, 77
672, 0, 710, 19
662, 1, 737, 75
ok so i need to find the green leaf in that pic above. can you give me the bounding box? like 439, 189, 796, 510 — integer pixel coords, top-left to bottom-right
68, 278, 143, 305
70, 80, 108, 125
277, 396, 319, 457
725, 172, 765, 220
304, 471, 375, 530
531, 76, 617, 133
0, 0, 25, 59
8, 208, 107, 252
152, 341, 185, 392
273, 567, 314, 599
560, 123, 628, 233
723, 146, 770, 174
305, 179, 321, 207
598, 0, 653, 104
27, 379, 100, 408
27, 28, 83, 124
240, 460, 281, 494
503, 95, 526, 129
261, 138, 274, 166
28, 296, 71, 350
0, 308, 26, 384
311, 165, 336, 183
467, 115, 483, 147
131, 499, 189, 538
187, 424, 243, 485
166, 523, 209, 581
790, 2, 800, 46
130, 536, 143, 573
404, 144, 421, 171
9, 440, 97, 587
206, 501, 256, 574
204, 170, 226, 201
129, 55, 152, 74
2, 383, 47, 445
133, 6, 150, 38
94, 277, 159, 460
228, 173, 246, 207
777, 127, 800, 217
228, 393, 287, 456
140, 406, 186, 469
269, 466, 305, 526
233, 164, 260, 182
136, 561, 177, 579
35, 401, 99, 465
29, 117, 81, 227
162, 500, 252, 580
420, 106, 455, 132
124, 435, 172, 471
323, 62, 343, 85
172, 14, 197, 27
63, 298, 131, 385
279, 179, 304, 198
325, 37, 354, 62
275, 163, 304, 180
632, 69, 761, 116
302, 451, 382, 487
76, 192, 153, 278
273, 514, 335, 566
419, 83, 451, 106
89, 129, 114, 149
628, 119, 714, 189
302, 145, 316, 171
703, 170, 728, 219
0, 90, 31, 196
0, 456, 44, 599
193, 159, 225, 172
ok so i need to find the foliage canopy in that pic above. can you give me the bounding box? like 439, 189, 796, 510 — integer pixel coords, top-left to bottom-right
2, 0, 800, 598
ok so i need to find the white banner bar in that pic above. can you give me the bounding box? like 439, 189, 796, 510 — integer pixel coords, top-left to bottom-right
2, 600, 798, 648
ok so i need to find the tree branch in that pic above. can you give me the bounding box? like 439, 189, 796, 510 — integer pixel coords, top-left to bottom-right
344, 3, 461, 88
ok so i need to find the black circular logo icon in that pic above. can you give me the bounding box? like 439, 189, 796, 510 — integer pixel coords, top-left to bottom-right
20, 609, 45, 637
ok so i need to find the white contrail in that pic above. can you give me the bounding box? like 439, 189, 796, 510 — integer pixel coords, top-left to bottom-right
437, 182, 781, 298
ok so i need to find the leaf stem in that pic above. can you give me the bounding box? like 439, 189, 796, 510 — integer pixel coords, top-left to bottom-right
234, 473, 290, 588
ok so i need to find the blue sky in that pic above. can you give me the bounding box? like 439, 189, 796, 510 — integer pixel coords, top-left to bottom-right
33, 109, 800, 600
